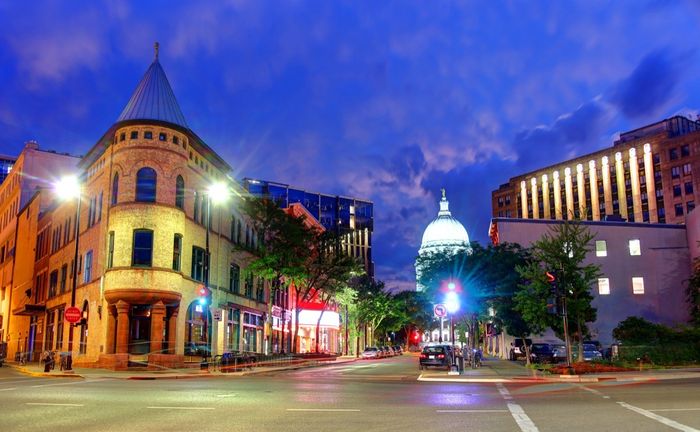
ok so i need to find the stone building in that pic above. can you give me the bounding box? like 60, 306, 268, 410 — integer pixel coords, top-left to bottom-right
4, 47, 276, 368
492, 116, 700, 226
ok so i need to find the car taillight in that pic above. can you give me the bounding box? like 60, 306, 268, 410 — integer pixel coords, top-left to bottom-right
437, 354, 445, 359
420, 354, 427, 359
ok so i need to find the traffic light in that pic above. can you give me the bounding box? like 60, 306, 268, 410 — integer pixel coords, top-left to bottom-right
196, 285, 211, 306
545, 271, 558, 315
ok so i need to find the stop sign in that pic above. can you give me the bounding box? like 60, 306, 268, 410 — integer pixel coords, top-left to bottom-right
65, 306, 82, 324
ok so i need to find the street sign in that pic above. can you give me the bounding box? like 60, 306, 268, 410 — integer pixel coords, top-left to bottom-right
434, 304, 447, 318
212, 308, 222, 321
65, 306, 81, 324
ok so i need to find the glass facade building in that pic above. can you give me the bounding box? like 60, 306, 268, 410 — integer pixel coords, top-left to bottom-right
0, 155, 15, 185
242, 178, 374, 276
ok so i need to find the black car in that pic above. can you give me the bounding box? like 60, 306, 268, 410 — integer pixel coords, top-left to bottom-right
509, 338, 532, 361
419, 345, 453, 370
529, 343, 554, 363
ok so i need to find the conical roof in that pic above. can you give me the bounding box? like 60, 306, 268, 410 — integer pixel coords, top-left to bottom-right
117, 43, 188, 129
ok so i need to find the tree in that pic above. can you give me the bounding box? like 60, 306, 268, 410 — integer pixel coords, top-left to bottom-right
238, 197, 312, 353
686, 259, 700, 327
515, 221, 601, 363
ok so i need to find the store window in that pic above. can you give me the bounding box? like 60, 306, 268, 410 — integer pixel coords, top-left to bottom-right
79, 300, 89, 354
56, 308, 65, 349
226, 309, 240, 352
185, 301, 211, 356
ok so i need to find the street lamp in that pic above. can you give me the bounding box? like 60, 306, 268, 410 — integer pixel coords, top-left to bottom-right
203, 181, 230, 358
445, 290, 459, 370
54, 175, 82, 371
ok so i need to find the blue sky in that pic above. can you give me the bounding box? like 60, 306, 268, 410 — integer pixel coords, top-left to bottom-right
2, 1, 700, 290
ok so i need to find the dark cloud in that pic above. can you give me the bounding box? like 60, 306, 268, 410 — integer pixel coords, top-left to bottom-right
511, 99, 613, 172
609, 49, 691, 119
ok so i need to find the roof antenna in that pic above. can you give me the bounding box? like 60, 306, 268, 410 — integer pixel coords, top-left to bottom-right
154, 41, 159, 61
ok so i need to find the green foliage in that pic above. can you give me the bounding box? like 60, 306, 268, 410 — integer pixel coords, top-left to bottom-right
613, 316, 671, 344
687, 260, 700, 327
515, 221, 600, 338
617, 344, 700, 366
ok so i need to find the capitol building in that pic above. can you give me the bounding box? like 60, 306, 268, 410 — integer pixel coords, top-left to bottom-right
415, 189, 470, 291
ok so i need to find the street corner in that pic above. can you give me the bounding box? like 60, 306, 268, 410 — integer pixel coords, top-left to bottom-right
4, 362, 84, 379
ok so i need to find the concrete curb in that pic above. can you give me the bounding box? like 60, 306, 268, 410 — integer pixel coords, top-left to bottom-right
4, 362, 85, 379
417, 372, 700, 384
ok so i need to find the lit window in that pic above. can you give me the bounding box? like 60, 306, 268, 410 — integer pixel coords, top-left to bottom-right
159, 132, 167, 141
598, 278, 610, 295
144, 131, 153, 140
629, 239, 641, 256
632, 277, 644, 294
683, 163, 692, 175
595, 240, 607, 257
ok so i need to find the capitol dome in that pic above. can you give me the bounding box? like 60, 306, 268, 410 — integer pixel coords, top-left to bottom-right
416, 189, 469, 291
419, 189, 469, 254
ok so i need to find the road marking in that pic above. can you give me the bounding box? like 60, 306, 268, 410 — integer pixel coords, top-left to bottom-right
147, 406, 215, 410
286, 408, 361, 412
437, 409, 508, 413
216, 394, 237, 398
496, 383, 540, 432
26, 403, 84, 407
651, 408, 700, 412
0, 387, 17, 392
617, 402, 700, 432
578, 385, 610, 399
31, 378, 111, 388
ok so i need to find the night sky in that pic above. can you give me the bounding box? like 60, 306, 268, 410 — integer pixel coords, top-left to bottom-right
2, 1, 700, 291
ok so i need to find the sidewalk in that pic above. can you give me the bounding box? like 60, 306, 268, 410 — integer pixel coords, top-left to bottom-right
417, 357, 700, 383
4, 356, 359, 380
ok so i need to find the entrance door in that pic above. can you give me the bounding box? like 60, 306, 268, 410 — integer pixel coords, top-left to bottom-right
129, 305, 151, 354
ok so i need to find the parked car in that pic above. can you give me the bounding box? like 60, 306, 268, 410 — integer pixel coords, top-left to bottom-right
419, 345, 453, 370
552, 344, 603, 362
393, 345, 403, 355
529, 343, 554, 363
509, 338, 533, 361
552, 344, 567, 363
383, 346, 395, 357
361, 347, 382, 359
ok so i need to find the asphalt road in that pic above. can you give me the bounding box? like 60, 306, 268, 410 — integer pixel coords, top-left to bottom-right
1, 355, 700, 432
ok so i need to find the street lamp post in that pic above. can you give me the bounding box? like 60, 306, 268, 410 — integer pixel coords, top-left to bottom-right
445, 289, 459, 371
55, 175, 82, 372
203, 182, 229, 359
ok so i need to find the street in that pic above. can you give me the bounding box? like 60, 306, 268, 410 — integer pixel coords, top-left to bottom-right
1, 355, 700, 432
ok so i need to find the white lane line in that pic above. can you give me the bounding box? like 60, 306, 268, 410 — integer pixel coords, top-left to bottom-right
578, 385, 611, 399
496, 383, 540, 432
216, 394, 237, 398
147, 406, 215, 410
26, 403, 84, 407
0, 387, 17, 392
286, 408, 361, 412
652, 408, 700, 412
31, 378, 112, 388
617, 402, 700, 432
437, 409, 508, 413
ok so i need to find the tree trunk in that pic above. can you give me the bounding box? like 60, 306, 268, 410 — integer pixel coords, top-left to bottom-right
293, 306, 301, 353
315, 309, 326, 353
521, 336, 532, 366
576, 318, 585, 363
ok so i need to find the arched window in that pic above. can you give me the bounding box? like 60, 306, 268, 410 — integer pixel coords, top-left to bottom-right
175, 175, 185, 209
111, 173, 119, 205
135, 167, 157, 202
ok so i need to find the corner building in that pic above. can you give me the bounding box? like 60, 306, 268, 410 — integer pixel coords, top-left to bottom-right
6, 50, 272, 368
492, 116, 700, 226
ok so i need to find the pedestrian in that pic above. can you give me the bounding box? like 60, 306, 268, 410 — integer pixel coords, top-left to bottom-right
42, 350, 52, 372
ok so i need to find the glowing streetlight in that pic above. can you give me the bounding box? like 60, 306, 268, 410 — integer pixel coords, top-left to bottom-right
447, 282, 456, 291
54, 174, 82, 371
445, 291, 460, 314
207, 181, 230, 204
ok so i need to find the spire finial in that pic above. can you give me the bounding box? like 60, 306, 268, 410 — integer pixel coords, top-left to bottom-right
441, 188, 446, 200
154, 41, 160, 61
